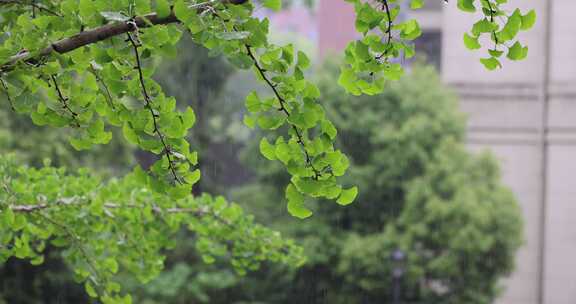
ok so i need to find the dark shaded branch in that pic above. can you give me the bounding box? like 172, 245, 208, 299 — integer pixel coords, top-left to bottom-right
375, 0, 394, 61
484, 0, 499, 50
0, 77, 15, 110
7, 199, 206, 216
51, 74, 81, 127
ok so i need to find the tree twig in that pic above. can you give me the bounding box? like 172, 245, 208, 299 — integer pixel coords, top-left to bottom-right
375, 0, 394, 61
0, 0, 62, 17
36, 212, 106, 292
126, 26, 182, 184
88, 65, 115, 110
484, 0, 499, 51
50, 74, 81, 127
0, 76, 15, 111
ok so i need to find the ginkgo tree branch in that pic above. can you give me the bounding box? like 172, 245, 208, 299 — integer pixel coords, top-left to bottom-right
375, 0, 394, 61
244, 44, 323, 179
126, 28, 183, 184
36, 211, 106, 292
0, 0, 246, 72
50, 74, 81, 127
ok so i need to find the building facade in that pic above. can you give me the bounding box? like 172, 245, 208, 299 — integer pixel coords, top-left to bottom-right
318, 1, 576, 303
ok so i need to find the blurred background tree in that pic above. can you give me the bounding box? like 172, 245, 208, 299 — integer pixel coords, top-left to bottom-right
0, 36, 523, 303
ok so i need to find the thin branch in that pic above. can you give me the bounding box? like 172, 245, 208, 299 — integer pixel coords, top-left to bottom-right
88, 65, 115, 110
244, 44, 322, 179
0, 76, 15, 111
36, 212, 106, 291
7, 197, 83, 212
375, 0, 394, 61
105, 203, 206, 216
0, 0, 233, 72
126, 26, 182, 184
484, 0, 499, 51
50, 74, 81, 127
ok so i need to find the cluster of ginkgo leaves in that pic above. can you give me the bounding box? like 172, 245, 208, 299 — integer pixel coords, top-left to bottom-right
339, 0, 536, 95
461, 0, 536, 69
0, 0, 532, 302
0, 154, 304, 303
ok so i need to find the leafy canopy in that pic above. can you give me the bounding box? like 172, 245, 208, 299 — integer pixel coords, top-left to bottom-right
0, 0, 533, 302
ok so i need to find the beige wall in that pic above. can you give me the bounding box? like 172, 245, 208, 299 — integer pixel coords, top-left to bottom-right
317, 0, 357, 58
443, 0, 576, 303
543, 0, 576, 303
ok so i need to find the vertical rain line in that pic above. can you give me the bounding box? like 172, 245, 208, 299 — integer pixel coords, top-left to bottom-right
537, 0, 553, 303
